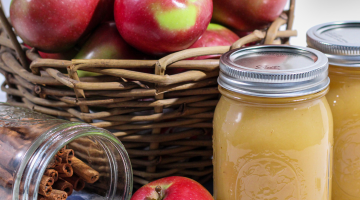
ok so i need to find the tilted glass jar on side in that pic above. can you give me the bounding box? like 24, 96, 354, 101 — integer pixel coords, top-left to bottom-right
307, 21, 360, 200
213, 45, 333, 200
0, 103, 132, 200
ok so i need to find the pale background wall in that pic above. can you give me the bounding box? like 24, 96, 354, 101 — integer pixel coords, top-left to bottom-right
289, 0, 360, 46
0, 0, 360, 102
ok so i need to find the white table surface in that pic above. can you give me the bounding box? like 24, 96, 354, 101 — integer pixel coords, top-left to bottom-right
1, 0, 360, 102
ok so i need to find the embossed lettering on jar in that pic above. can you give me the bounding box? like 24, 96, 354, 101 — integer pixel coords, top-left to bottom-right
308, 21, 360, 200
213, 45, 333, 200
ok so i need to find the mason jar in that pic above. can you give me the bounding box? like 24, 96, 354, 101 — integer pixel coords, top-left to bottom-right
0, 103, 132, 200
307, 21, 360, 200
213, 45, 333, 200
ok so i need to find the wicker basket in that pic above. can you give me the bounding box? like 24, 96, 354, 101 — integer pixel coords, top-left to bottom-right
0, 0, 296, 188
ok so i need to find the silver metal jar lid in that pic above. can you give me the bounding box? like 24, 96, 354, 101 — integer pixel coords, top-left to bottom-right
307, 21, 360, 67
218, 45, 329, 98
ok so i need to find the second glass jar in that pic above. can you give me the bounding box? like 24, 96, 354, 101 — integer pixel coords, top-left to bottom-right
213, 45, 333, 200
308, 21, 360, 200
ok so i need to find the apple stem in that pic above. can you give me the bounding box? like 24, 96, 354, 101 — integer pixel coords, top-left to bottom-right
155, 186, 163, 200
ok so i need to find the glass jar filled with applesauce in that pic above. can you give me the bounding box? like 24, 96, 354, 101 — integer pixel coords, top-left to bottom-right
213, 45, 333, 200
307, 21, 360, 200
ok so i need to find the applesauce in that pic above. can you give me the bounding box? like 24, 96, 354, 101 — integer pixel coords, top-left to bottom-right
307, 21, 360, 200
214, 45, 333, 200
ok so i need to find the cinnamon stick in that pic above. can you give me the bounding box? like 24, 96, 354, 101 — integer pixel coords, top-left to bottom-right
11, 123, 59, 140
10, 126, 42, 140
40, 148, 101, 199
47, 158, 56, 169
0, 127, 30, 149
39, 175, 54, 197
53, 189, 68, 200
55, 156, 62, 166
0, 166, 13, 188
62, 175, 85, 191
44, 189, 68, 200
60, 149, 74, 164
40, 175, 54, 187
47, 156, 62, 169
44, 169, 58, 182
57, 146, 67, 157
53, 179, 73, 196
38, 185, 52, 197
54, 163, 73, 178
72, 157, 100, 183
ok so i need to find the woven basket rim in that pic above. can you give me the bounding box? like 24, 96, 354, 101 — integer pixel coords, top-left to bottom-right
0, 0, 297, 187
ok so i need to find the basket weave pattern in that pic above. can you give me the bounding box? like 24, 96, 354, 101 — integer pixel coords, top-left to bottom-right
0, 0, 296, 187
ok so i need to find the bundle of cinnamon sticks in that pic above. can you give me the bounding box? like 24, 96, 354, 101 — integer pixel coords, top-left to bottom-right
38, 146, 100, 200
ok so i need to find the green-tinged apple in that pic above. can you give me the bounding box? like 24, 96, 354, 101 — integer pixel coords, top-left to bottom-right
10, 0, 112, 53
212, 0, 288, 31
131, 176, 214, 200
114, 0, 213, 55
75, 22, 152, 77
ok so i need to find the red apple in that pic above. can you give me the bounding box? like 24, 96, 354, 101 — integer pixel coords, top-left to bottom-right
10, 0, 112, 53
114, 0, 213, 55
75, 22, 152, 77
23, 44, 78, 60
103, 0, 115, 22
212, 0, 288, 31
188, 23, 240, 60
75, 22, 149, 60
38, 49, 79, 60
167, 23, 239, 74
131, 176, 213, 200
233, 30, 253, 38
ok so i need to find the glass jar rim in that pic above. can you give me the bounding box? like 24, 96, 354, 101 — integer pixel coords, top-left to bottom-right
307, 21, 360, 67
219, 45, 329, 98
14, 122, 132, 200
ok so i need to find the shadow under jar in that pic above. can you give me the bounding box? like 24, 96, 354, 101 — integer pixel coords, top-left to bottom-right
0, 104, 132, 200
213, 45, 333, 200
307, 21, 360, 200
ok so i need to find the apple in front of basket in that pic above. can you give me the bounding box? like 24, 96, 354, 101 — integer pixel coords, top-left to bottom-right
114, 0, 213, 56
131, 176, 214, 200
